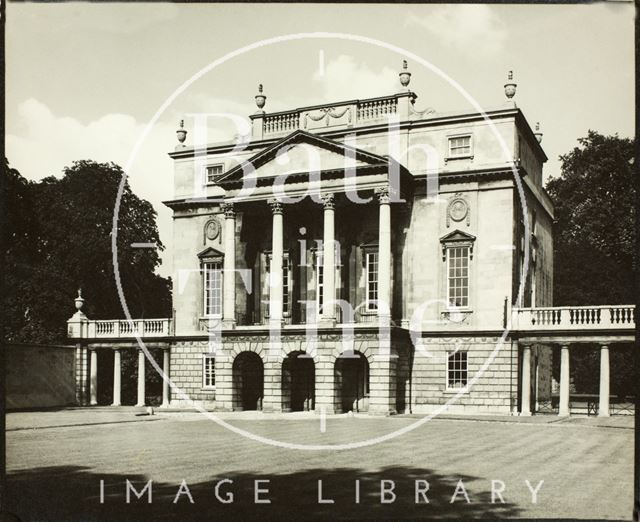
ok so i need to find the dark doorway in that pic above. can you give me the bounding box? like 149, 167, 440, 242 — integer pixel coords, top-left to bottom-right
282, 352, 315, 412
334, 351, 369, 413
233, 352, 264, 411
96, 350, 114, 405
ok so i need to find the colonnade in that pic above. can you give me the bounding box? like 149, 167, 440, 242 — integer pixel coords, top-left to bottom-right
520, 343, 611, 417
85, 346, 170, 408
221, 188, 393, 327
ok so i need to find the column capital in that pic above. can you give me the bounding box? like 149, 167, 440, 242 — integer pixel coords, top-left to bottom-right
220, 202, 235, 218
321, 193, 336, 210
268, 198, 283, 215
375, 186, 392, 204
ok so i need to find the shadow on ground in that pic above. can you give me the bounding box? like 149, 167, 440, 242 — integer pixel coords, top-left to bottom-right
5, 465, 523, 520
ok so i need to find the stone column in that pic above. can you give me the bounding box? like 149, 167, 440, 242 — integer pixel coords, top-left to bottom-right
520, 345, 532, 416
268, 199, 284, 325
136, 349, 146, 407
222, 202, 236, 328
598, 345, 610, 417
161, 348, 170, 408
376, 187, 392, 318
112, 349, 121, 406
89, 348, 98, 406
321, 193, 336, 324
559, 345, 570, 416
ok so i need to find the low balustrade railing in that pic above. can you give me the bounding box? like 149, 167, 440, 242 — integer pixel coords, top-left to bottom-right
511, 305, 635, 331
264, 112, 300, 135
356, 97, 397, 121
261, 95, 402, 137
87, 318, 173, 338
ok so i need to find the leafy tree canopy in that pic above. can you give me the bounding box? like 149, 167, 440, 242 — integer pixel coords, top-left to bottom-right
2, 159, 172, 344
546, 130, 635, 305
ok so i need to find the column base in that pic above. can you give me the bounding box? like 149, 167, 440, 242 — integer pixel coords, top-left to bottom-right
222, 319, 236, 330
111, 402, 121, 407
318, 317, 336, 328
90, 400, 98, 406
520, 411, 532, 417
598, 411, 610, 418
135, 402, 146, 408
558, 411, 570, 417
160, 402, 169, 409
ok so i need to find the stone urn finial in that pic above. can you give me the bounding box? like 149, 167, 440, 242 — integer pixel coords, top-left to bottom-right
399, 60, 411, 88
75, 288, 84, 311
534, 122, 543, 143
176, 119, 187, 145
504, 70, 517, 100
255, 84, 267, 111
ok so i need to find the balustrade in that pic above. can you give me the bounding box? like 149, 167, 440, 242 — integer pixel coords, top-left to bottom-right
511, 305, 635, 331
81, 318, 172, 339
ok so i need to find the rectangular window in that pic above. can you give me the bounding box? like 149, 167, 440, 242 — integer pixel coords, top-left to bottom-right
266, 253, 292, 316
205, 164, 224, 184
365, 251, 379, 311
203, 261, 223, 316
447, 246, 469, 308
447, 351, 468, 389
448, 135, 472, 158
282, 254, 291, 316
316, 253, 324, 312
203, 355, 215, 388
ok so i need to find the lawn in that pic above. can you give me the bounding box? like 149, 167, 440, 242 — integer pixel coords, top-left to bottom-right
5, 409, 634, 520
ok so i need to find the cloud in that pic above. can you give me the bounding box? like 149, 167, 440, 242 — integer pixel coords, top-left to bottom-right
406, 5, 507, 55
6, 98, 176, 276
313, 55, 399, 101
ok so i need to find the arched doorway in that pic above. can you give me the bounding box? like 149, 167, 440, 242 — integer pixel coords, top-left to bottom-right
232, 352, 264, 411
282, 352, 315, 412
334, 351, 369, 413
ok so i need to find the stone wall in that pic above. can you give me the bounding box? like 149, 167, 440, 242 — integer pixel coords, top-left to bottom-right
409, 336, 517, 415
169, 339, 216, 409
6, 343, 77, 409
168, 330, 407, 414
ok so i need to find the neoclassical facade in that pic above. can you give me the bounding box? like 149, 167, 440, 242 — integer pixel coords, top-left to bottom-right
67, 65, 635, 417
161, 65, 554, 416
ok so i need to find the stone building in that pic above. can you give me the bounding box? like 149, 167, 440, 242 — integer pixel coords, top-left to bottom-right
68, 64, 634, 416
162, 64, 553, 416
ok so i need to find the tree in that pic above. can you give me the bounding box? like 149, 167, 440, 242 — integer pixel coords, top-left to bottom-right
545, 131, 635, 396
546, 131, 635, 305
2, 159, 172, 344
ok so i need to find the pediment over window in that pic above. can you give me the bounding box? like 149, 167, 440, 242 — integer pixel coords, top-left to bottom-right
440, 230, 476, 260
215, 129, 394, 188
197, 246, 224, 263
440, 230, 476, 243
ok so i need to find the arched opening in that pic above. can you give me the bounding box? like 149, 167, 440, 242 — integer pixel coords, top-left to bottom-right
334, 351, 369, 413
281, 352, 315, 412
232, 352, 264, 411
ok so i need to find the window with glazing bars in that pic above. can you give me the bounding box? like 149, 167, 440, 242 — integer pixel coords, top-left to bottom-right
365, 251, 379, 311
203, 261, 223, 316
205, 164, 224, 184
447, 246, 469, 308
203, 355, 215, 387
448, 135, 472, 157
316, 253, 324, 311
447, 350, 467, 388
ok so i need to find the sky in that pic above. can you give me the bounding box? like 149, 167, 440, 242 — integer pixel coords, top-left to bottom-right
5, 2, 635, 278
